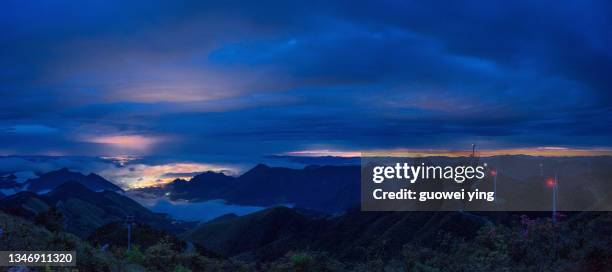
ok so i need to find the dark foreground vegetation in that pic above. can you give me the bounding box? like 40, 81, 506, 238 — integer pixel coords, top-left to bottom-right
1, 208, 611, 271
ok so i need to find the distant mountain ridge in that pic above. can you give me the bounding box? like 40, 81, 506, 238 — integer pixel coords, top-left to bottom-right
137, 156, 612, 213
26, 168, 123, 193
142, 164, 360, 213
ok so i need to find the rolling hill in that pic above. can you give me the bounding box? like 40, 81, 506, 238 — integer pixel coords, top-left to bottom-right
25, 168, 123, 193
180, 206, 312, 259
0, 181, 192, 237
181, 206, 488, 262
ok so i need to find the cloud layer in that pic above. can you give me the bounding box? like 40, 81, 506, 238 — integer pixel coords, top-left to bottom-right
1, 1, 611, 158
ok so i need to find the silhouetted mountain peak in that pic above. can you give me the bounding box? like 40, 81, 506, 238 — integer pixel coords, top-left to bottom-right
53, 180, 90, 190
26, 168, 122, 193
171, 178, 188, 183
191, 171, 231, 181
38, 168, 75, 177
170, 171, 234, 188
163, 170, 235, 201
46, 181, 96, 199
253, 163, 270, 170
240, 164, 274, 178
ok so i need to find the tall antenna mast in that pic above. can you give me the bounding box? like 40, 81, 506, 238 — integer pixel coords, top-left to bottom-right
553, 172, 558, 224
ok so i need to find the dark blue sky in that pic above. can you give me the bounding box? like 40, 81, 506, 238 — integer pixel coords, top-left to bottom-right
1, 1, 612, 159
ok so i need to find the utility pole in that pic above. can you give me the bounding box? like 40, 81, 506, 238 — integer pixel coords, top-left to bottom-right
126, 215, 134, 251
471, 144, 476, 158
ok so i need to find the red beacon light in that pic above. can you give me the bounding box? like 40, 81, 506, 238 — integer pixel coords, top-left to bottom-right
546, 177, 556, 188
